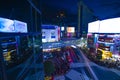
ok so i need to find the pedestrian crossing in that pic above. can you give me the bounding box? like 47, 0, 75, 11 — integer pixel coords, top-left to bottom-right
54, 69, 91, 80
66, 69, 86, 80
54, 62, 94, 80
54, 62, 120, 80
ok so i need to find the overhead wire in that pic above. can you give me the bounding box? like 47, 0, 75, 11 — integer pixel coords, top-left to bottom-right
27, 0, 42, 15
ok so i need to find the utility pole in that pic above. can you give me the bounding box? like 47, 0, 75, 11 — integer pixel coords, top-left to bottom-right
78, 0, 83, 38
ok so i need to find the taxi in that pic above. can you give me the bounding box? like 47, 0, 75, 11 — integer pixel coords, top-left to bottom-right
97, 48, 112, 60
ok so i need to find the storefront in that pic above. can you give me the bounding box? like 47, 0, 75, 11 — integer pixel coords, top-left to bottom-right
88, 17, 120, 59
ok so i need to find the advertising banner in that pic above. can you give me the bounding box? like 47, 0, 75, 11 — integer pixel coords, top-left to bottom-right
99, 18, 120, 33
0, 17, 14, 32
14, 20, 27, 33
67, 27, 75, 33
51, 30, 56, 38
88, 20, 100, 33
0, 17, 28, 33
88, 17, 120, 33
42, 25, 59, 42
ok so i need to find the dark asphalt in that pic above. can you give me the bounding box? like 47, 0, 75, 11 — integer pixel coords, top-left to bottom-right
92, 66, 120, 80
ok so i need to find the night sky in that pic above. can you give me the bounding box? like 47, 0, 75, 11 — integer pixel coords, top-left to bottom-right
0, 0, 78, 26
83, 0, 120, 20
41, 0, 78, 26
0, 0, 31, 21
42, 0, 120, 20
42, 0, 78, 15
0, 0, 120, 26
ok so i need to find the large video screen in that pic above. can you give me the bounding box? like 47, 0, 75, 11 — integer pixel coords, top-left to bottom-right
0, 17, 14, 32
42, 25, 59, 42
88, 21, 100, 33
14, 20, 28, 33
67, 27, 75, 33
88, 17, 120, 33
0, 17, 28, 33
99, 17, 120, 33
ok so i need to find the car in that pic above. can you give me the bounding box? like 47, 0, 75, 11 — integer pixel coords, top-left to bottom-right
97, 48, 112, 60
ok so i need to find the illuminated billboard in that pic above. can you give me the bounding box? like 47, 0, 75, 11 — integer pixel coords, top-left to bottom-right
42, 25, 59, 42
42, 29, 58, 42
61, 26, 65, 31
99, 17, 120, 33
88, 17, 120, 33
88, 20, 100, 33
67, 27, 75, 33
51, 30, 56, 38
0, 17, 14, 32
0, 17, 28, 33
14, 20, 28, 33
42, 31, 45, 39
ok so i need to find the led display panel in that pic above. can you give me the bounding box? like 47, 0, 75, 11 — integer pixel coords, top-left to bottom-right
51, 30, 56, 38
61, 26, 65, 31
0, 17, 28, 33
0, 17, 14, 32
42, 31, 45, 39
42, 25, 59, 42
14, 20, 28, 33
88, 21, 100, 33
99, 17, 120, 33
67, 27, 75, 33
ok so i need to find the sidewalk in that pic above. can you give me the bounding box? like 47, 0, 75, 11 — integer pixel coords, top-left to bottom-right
91, 62, 120, 77
53, 62, 120, 80
53, 62, 89, 80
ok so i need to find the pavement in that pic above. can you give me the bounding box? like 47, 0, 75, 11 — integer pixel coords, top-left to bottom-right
54, 62, 120, 80
54, 62, 91, 80
51, 42, 120, 80
43, 39, 120, 80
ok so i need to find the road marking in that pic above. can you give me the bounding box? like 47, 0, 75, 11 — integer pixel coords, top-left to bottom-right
66, 69, 85, 80
81, 68, 90, 80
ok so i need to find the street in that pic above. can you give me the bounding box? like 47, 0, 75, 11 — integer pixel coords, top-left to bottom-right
54, 45, 120, 80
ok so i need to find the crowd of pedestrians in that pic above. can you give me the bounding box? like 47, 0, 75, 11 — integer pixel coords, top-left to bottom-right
81, 47, 120, 70
97, 58, 120, 69
44, 46, 79, 80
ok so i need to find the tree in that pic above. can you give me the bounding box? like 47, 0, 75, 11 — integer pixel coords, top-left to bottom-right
44, 60, 55, 76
